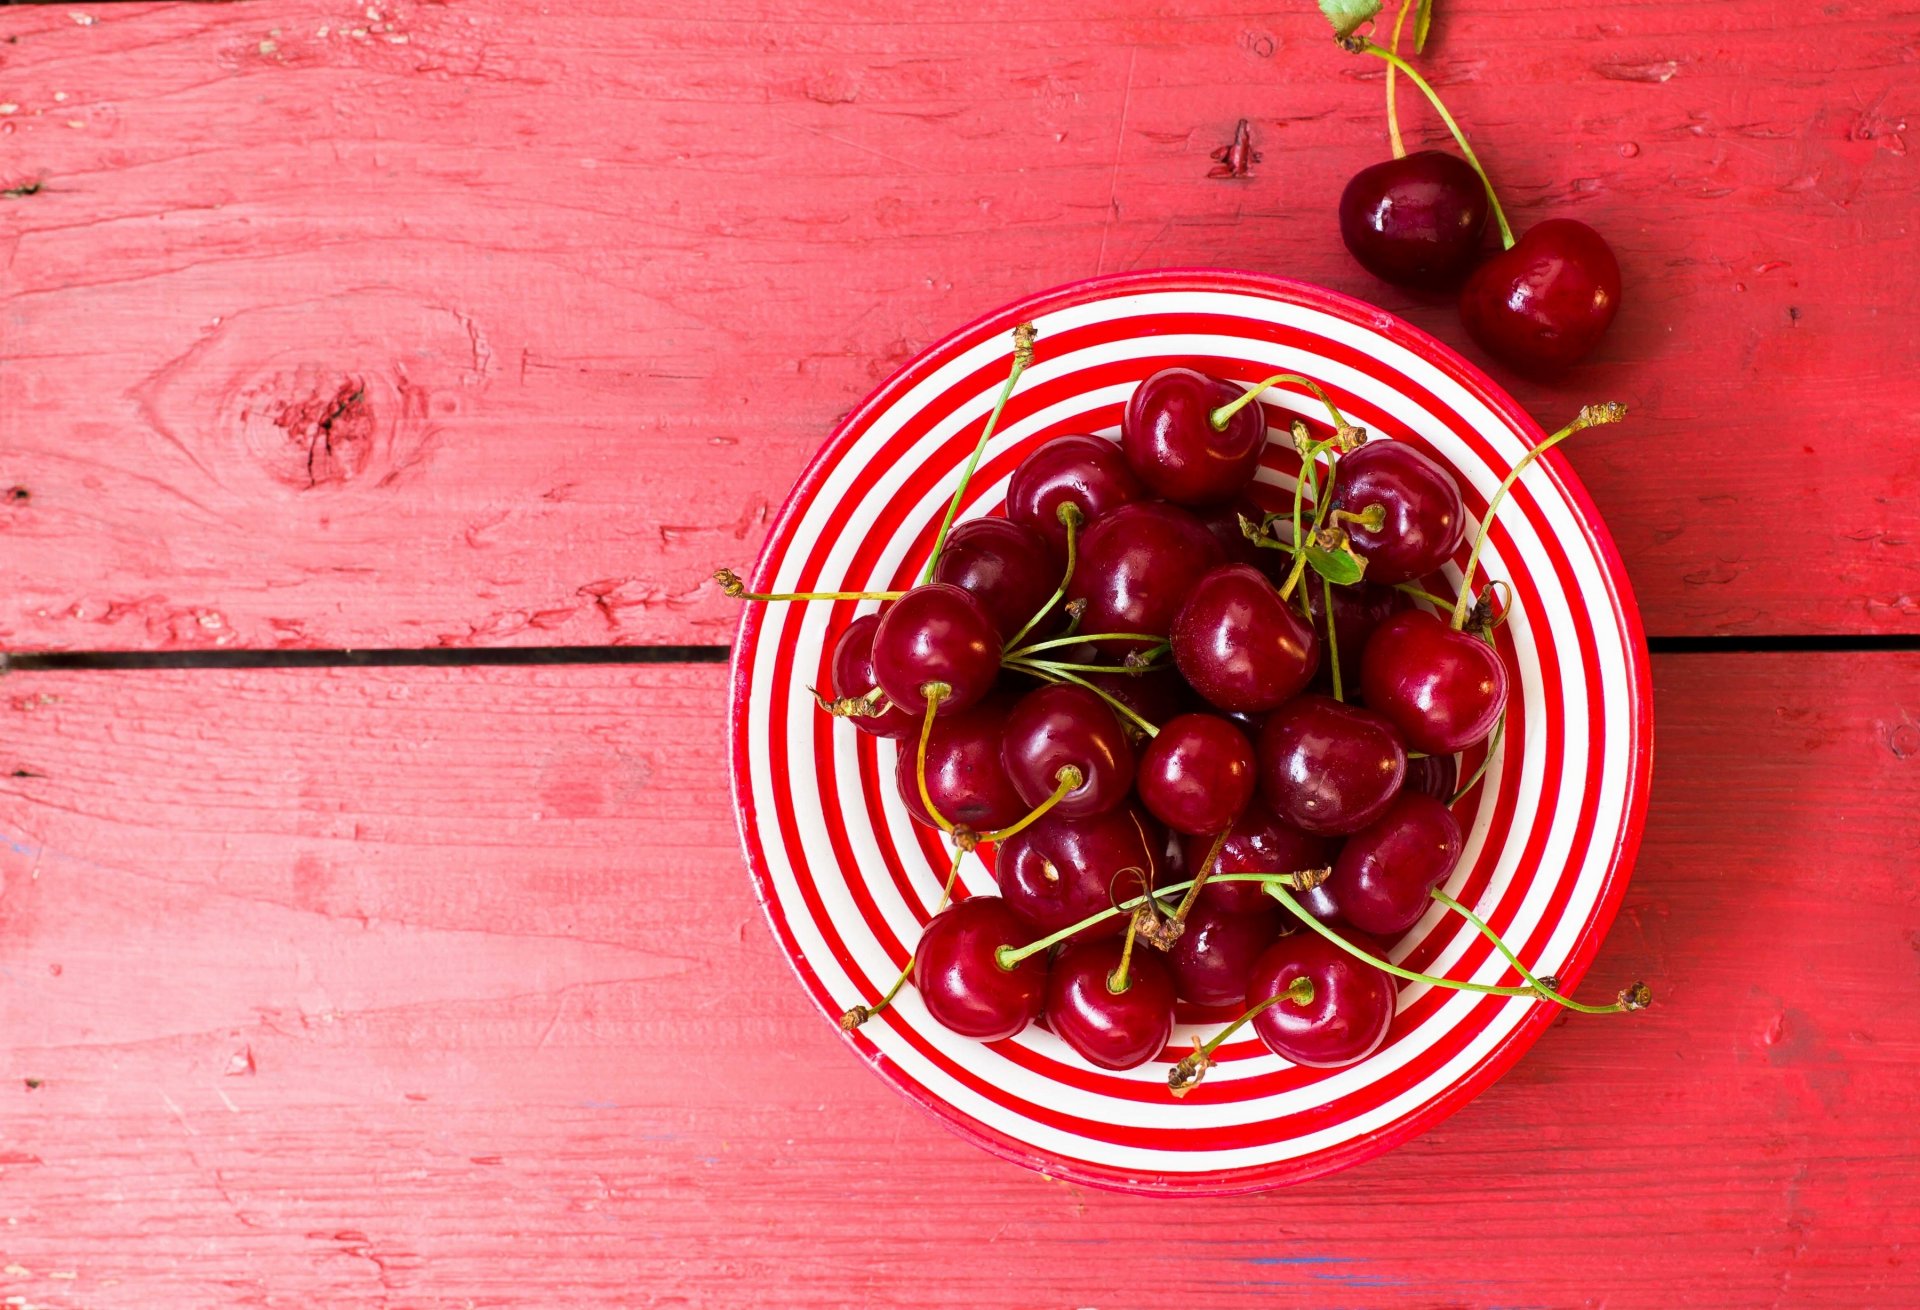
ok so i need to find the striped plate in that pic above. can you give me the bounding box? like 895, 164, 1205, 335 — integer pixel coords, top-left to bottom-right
727, 270, 1652, 1194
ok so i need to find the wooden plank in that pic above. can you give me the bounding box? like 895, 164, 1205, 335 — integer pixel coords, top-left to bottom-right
1, 654, 1916, 1305
1, 1, 1916, 650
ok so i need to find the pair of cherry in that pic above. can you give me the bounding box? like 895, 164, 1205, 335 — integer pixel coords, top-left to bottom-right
1329, 3, 1621, 376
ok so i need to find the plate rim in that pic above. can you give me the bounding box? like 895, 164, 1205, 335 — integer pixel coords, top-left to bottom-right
726, 267, 1654, 1195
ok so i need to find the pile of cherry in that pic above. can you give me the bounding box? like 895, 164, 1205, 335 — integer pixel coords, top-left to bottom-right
725, 324, 1645, 1097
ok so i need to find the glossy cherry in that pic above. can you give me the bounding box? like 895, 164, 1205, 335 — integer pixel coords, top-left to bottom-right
996, 805, 1167, 940
1045, 937, 1177, 1070
1000, 683, 1135, 818
1403, 752, 1459, 803
1326, 791, 1463, 936
1360, 609, 1508, 755
1257, 695, 1407, 836
1302, 579, 1407, 694
1066, 502, 1225, 654
929, 517, 1058, 641
1247, 928, 1397, 1068
1181, 802, 1337, 917
1121, 367, 1267, 506
1005, 434, 1146, 556
1460, 218, 1622, 377
896, 693, 1026, 832
913, 896, 1049, 1041
1339, 150, 1490, 289
1135, 712, 1257, 835
1168, 897, 1284, 1007
1330, 440, 1465, 585
829, 612, 919, 739
1170, 564, 1318, 712
871, 583, 1001, 716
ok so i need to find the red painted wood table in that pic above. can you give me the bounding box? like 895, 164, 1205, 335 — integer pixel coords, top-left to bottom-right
2, 2, 1916, 1305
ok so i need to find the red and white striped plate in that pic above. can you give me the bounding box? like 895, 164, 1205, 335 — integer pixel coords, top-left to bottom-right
727, 270, 1652, 1194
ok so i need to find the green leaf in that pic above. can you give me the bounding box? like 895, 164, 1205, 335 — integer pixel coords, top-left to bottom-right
1414, 0, 1435, 52
1319, 0, 1382, 39
1305, 542, 1367, 586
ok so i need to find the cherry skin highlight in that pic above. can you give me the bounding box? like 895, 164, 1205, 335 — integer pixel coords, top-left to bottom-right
1066, 502, 1226, 654
929, 517, 1058, 642
1326, 790, 1464, 936
1339, 150, 1491, 289
1459, 218, 1622, 377
1180, 802, 1337, 917
1136, 712, 1257, 835
829, 612, 918, 739
1257, 695, 1407, 836
1006, 434, 1146, 556
1359, 609, 1509, 755
913, 896, 1049, 1041
1168, 897, 1285, 1007
1045, 937, 1177, 1071
996, 805, 1168, 940
1121, 366, 1268, 507
871, 583, 1001, 715
1331, 440, 1465, 586
1247, 929, 1397, 1068
1171, 564, 1319, 712
1000, 682, 1136, 818
896, 693, 1026, 832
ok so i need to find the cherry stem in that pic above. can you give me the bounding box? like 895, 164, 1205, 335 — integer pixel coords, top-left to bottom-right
1003, 504, 1082, 652
1323, 575, 1345, 702
1451, 404, 1627, 630
914, 684, 956, 833
1005, 662, 1161, 738
1449, 710, 1504, 805
1210, 372, 1348, 433
1166, 978, 1316, 1096
985, 765, 1083, 845
1171, 827, 1232, 923
840, 846, 967, 1032
923, 322, 1038, 584
1393, 580, 1459, 611
1348, 39, 1514, 250
713, 569, 904, 604
1331, 504, 1386, 533
995, 871, 1326, 970
1428, 888, 1642, 1014
1108, 910, 1141, 994
1385, 0, 1415, 159
1008, 632, 1162, 659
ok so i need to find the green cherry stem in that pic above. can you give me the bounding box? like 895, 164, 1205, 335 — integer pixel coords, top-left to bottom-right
913, 684, 956, 833
995, 871, 1327, 970
1107, 910, 1142, 994
1170, 827, 1232, 923
923, 322, 1038, 583
1210, 372, 1348, 432
714, 569, 904, 604
1323, 574, 1345, 702
1343, 37, 1514, 250
1004, 662, 1162, 738
840, 845, 967, 1031
1003, 504, 1082, 652
1427, 888, 1641, 1014
1385, 0, 1416, 159
1448, 710, 1504, 806
984, 765, 1083, 845
1392, 580, 1460, 611
1008, 631, 1163, 659
1167, 979, 1315, 1097
1450, 403, 1627, 630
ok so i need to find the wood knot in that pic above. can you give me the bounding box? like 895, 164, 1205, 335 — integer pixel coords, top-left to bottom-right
269, 376, 375, 487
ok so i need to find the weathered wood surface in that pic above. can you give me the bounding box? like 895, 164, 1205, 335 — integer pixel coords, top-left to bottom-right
2, 0, 1916, 650
2, 654, 1916, 1306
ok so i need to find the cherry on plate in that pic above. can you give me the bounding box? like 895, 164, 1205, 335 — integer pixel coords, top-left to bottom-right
996, 805, 1168, 940
1402, 753, 1459, 803
913, 896, 1050, 1041
1359, 609, 1508, 755
1257, 695, 1407, 836
1330, 440, 1465, 586
1066, 502, 1225, 653
1136, 712, 1257, 835
896, 693, 1026, 832
829, 612, 919, 738
1000, 682, 1135, 818
1302, 580, 1407, 695
1179, 802, 1337, 917
1121, 367, 1268, 507
1325, 790, 1464, 937
1046, 937, 1177, 1070
872, 583, 1001, 716
1006, 435, 1145, 556
1168, 897, 1285, 1007
1247, 929, 1397, 1068
929, 517, 1059, 641
1171, 564, 1319, 712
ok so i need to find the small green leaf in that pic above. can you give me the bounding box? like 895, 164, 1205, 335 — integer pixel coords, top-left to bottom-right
1319, 0, 1382, 39
1305, 542, 1367, 586
1414, 0, 1435, 53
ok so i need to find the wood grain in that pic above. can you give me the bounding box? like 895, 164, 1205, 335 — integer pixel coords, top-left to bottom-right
2, 654, 1916, 1306
2, 1, 1916, 651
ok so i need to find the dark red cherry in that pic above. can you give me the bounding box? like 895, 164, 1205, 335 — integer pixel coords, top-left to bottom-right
1170, 564, 1318, 712
1045, 937, 1177, 1070
1168, 897, 1284, 1007
1000, 683, 1135, 818
1006, 435, 1146, 556
1302, 580, 1408, 695
896, 693, 1026, 832
1339, 150, 1490, 290
929, 517, 1058, 641
1196, 499, 1285, 578
913, 896, 1049, 1041
1136, 713, 1257, 835
1330, 441, 1465, 586
996, 805, 1168, 941
871, 583, 1002, 716
1403, 753, 1459, 803
1066, 502, 1225, 654
1257, 695, 1407, 836
1181, 802, 1337, 916
1247, 929, 1396, 1068
1459, 218, 1622, 377
1326, 791, 1463, 937
1121, 367, 1267, 506
829, 612, 918, 739
1359, 609, 1508, 755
